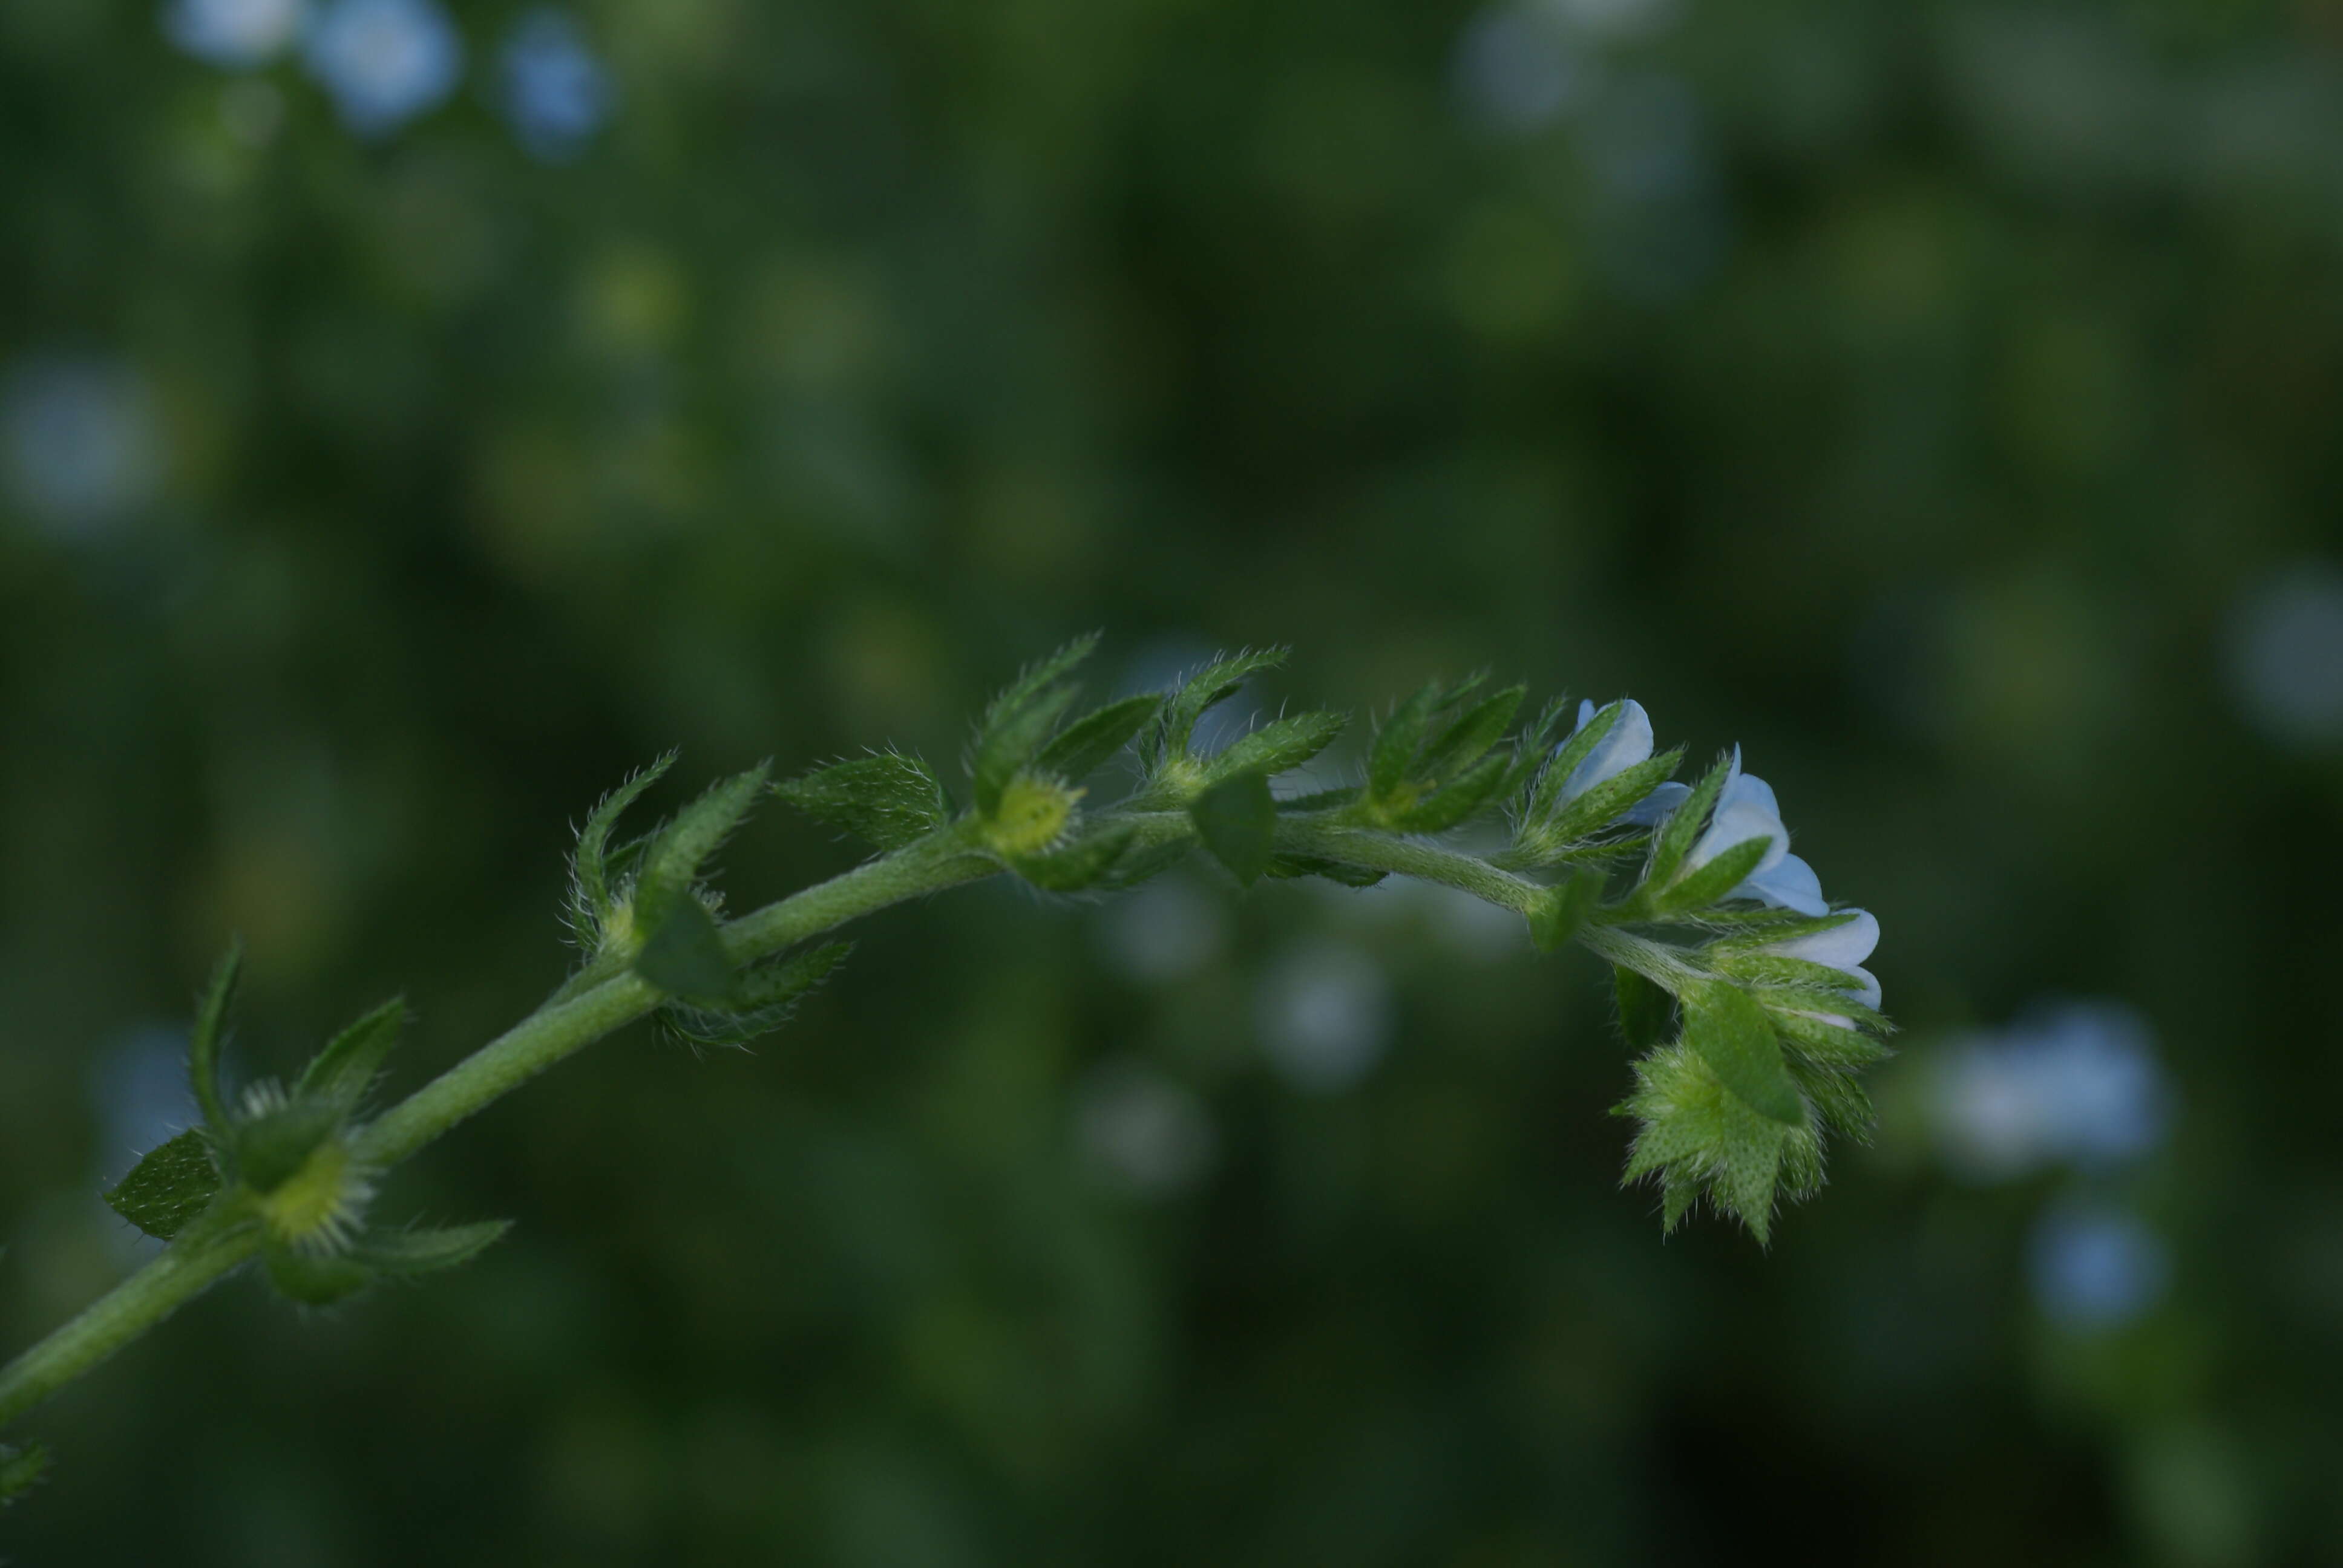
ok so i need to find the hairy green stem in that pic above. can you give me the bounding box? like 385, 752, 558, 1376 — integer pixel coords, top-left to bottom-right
0, 1210, 258, 1429
0, 805, 1682, 1437
0, 839, 1003, 1432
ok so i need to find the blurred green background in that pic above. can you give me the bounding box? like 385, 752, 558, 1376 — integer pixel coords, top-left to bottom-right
5, 0, 2343, 1561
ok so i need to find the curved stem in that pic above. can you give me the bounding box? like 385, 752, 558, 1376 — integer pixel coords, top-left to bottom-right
0, 1210, 259, 1429
0, 838, 1006, 1434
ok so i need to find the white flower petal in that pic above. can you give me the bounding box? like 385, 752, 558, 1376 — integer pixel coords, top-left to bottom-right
1557, 698, 1654, 803
1735, 852, 1824, 914
1622, 780, 1691, 826
1691, 799, 1788, 875
1843, 965, 1882, 1010
1767, 908, 1878, 969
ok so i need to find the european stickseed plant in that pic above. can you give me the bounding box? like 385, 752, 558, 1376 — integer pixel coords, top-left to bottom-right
0, 639, 1889, 1506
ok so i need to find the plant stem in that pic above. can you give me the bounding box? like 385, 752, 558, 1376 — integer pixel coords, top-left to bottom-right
0, 1210, 258, 1429
1273, 817, 1543, 911
0, 838, 1004, 1434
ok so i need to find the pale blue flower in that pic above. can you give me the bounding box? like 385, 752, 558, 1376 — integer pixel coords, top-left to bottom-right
2028, 1203, 2169, 1331
303, 0, 462, 136
164, 0, 307, 67
1759, 908, 1881, 1019
1681, 748, 1828, 915
499, 9, 612, 161
1558, 698, 1652, 801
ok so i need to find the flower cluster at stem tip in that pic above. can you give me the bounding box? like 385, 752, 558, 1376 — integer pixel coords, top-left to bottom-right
1, 637, 1890, 1509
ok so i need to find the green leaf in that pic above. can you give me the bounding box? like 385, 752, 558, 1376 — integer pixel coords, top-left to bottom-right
1659, 835, 1773, 913
1645, 749, 1734, 889
1011, 825, 1138, 892
103, 1129, 220, 1241
1385, 750, 1510, 832
1265, 852, 1388, 888
1034, 694, 1163, 781
1496, 694, 1572, 804
1207, 709, 1349, 782
1, 1442, 51, 1507
664, 942, 853, 1048
263, 1240, 373, 1307
1616, 1041, 1812, 1245
1417, 683, 1524, 786
775, 753, 951, 851
1683, 984, 1804, 1126
1368, 681, 1440, 802
633, 896, 738, 1003
1156, 647, 1289, 759
1275, 786, 1360, 813
1529, 701, 1620, 823
975, 684, 1080, 817
358, 1220, 512, 1276
974, 636, 1099, 814
572, 751, 676, 934
1529, 872, 1601, 953
295, 998, 406, 1116
637, 765, 769, 917
229, 1095, 343, 1194
1190, 771, 1277, 886
1539, 751, 1682, 847
188, 940, 242, 1132
1614, 967, 1674, 1054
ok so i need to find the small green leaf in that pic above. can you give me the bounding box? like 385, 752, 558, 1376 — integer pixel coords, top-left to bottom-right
1659, 835, 1773, 913
263, 1240, 373, 1307
1, 1442, 51, 1508
1539, 751, 1683, 847
1190, 771, 1277, 886
1417, 683, 1524, 785
572, 751, 676, 933
637, 765, 769, 918
188, 941, 242, 1132
1265, 853, 1388, 888
103, 1129, 220, 1241
229, 1096, 344, 1194
1092, 838, 1192, 891
1207, 709, 1349, 782
1496, 694, 1572, 803
974, 636, 1099, 814
974, 684, 1080, 817
634, 897, 738, 1002
1645, 749, 1734, 889
358, 1220, 512, 1276
1683, 984, 1805, 1126
1275, 785, 1360, 813
1529, 872, 1601, 953
295, 998, 405, 1116
1034, 695, 1163, 780
1157, 647, 1289, 759
1368, 681, 1440, 802
775, 753, 950, 851
1614, 967, 1674, 1054
1385, 750, 1510, 832
1011, 825, 1138, 892
1529, 701, 1620, 823
663, 942, 854, 1048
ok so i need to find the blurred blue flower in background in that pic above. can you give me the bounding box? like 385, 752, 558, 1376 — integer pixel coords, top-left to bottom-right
163, 0, 307, 68
1931, 1001, 2168, 1181
498, 9, 612, 162
1257, 940, 1394, 1094
2029, 1202, 2171, 1331
1452, 7, 1591, 135
2227, 563, 2343, 750
1074, 1060, 1217, 1197
1096, 875, 1226, 985
302, 0, 461, 136
1, 356, 163, 538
